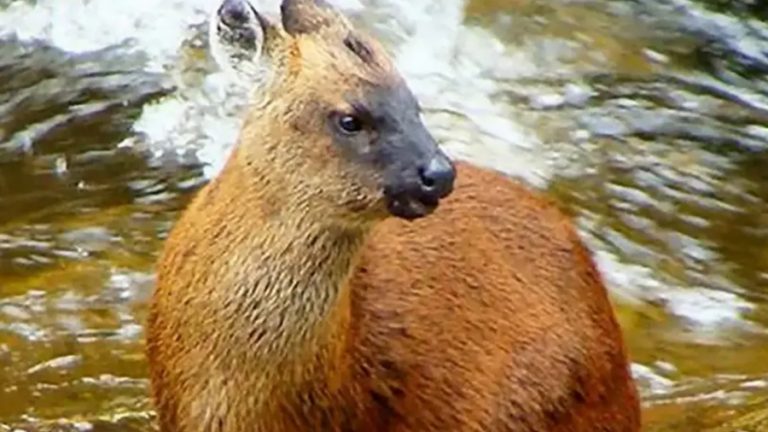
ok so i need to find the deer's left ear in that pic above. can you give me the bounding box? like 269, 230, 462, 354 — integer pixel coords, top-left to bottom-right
280, 0, 351, 36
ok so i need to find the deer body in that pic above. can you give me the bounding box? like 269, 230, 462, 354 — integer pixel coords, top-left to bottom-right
146, 1, 641, 431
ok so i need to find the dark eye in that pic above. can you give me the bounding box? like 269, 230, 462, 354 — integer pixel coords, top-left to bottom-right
337, 114, 363, 134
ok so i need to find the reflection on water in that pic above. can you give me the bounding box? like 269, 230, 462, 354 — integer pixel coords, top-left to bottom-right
0, 0, 767, 430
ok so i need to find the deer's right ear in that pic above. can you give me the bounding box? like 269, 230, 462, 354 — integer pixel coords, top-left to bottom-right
209, 0, 286, 84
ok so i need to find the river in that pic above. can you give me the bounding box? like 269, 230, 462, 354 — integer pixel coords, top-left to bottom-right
0, 0, 767, 430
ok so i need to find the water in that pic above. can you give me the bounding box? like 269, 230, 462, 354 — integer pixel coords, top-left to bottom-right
0, 0, 766, 430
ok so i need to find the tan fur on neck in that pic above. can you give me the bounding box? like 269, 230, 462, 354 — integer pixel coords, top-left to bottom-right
148, 145, 371, 428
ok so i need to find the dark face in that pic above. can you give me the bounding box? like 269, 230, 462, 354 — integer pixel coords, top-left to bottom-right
327, 81, 456, 220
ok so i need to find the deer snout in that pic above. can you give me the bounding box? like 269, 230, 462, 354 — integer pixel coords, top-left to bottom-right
418, 154, 455, 201
383, 150, 455, 221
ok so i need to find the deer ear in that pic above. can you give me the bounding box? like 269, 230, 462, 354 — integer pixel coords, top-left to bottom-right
209, 0, 285, 84
280, 0, 350, 35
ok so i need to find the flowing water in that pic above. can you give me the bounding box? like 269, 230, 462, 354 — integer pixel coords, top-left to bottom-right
0, 0, 766, 430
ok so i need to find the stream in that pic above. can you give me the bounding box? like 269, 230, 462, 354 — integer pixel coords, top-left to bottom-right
0, 0, 767, 430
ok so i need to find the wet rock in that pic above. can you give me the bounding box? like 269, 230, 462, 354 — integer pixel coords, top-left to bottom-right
563, 83, 592, 106
631, 363, 674, 395
634, 0, 768, 77
578, 115, 629, 137
26, 354, 82, 375
741, 380, 768, 390
105, 271, 156, 305
58, 227, 114, 253
528, 93, 565, 110
0, 304, 31, 320
658, 288, 755, 330
642, 48, 670, 64
73, 422, 94, 432
570, 129, 591, 143
0, 38, 177, 234
0, 38, 173, 157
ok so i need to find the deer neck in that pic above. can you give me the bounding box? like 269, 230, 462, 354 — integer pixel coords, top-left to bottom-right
206, 153, 371, 382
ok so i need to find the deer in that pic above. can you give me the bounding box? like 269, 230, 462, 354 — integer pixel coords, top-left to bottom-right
145, 0, 642, 431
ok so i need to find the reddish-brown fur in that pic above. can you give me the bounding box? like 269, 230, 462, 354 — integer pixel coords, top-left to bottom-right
146, 1, 641, 431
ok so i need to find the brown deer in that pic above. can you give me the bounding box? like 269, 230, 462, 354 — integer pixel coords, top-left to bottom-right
145, 0, 642, 431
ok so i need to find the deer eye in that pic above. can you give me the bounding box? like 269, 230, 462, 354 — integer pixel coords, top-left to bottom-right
336, 114, 364, 134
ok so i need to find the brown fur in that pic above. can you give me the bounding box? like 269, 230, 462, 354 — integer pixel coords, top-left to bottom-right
146, 1, 641, 431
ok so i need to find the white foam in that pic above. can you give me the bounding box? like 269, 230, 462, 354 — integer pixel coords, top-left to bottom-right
3, 0, 543, 184
1, 0, 206, 71
0, 0, 364, 67
588, 236, 757, 340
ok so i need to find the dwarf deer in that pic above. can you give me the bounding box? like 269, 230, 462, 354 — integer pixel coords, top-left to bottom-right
145, 0, 641, 431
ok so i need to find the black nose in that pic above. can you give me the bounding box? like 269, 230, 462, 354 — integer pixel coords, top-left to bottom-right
417, 155, 455, 200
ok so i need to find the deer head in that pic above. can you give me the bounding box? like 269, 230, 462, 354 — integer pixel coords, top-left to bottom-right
209, 0, 455, 223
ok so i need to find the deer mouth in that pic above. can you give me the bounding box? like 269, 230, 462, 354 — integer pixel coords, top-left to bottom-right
385, 192, 439, 220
